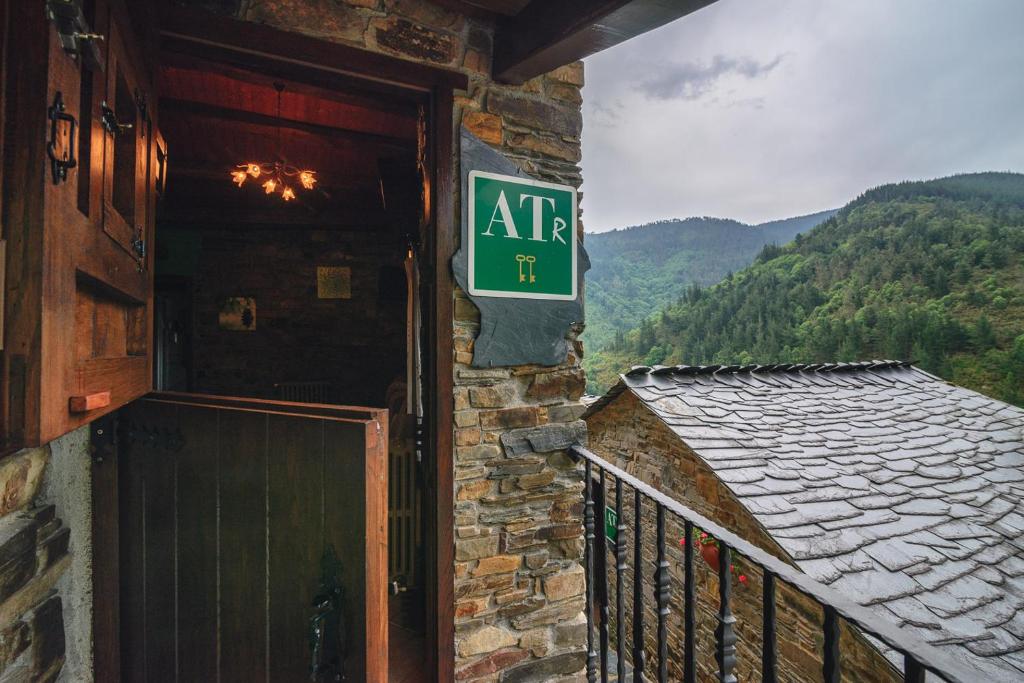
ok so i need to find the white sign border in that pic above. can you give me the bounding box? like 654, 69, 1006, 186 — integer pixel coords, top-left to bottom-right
467, 170, 579, 301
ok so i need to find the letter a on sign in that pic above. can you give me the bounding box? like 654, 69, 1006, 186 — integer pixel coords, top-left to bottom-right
468, 171, 577, 301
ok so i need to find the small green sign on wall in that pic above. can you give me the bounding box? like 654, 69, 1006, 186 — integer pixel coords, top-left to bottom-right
468, 170, 578, 301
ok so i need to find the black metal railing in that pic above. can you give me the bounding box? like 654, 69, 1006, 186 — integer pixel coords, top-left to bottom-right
572, 444, 977, 683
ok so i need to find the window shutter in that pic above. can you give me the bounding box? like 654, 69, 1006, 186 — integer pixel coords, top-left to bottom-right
2, 1, 158, 447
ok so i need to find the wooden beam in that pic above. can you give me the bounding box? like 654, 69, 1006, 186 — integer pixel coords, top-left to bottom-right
159, 52, 419, 118
493, 0, 718, 84
160, 98, 415, 150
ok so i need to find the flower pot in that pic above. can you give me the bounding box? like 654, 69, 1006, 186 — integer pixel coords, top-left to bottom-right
700, 542, 720, 571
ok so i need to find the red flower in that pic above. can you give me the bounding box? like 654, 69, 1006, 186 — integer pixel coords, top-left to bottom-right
739, 575, 748, 585
679, 538, 686, 547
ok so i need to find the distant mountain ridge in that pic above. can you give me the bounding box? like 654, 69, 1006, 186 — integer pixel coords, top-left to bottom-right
586, 172, 1024, 407
582, 209, 837, 350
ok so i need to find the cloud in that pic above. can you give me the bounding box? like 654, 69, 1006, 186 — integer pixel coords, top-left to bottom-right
587, 100, 624, 129
636, 54, 786, 101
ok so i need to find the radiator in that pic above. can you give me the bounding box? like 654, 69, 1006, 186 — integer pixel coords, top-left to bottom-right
273, 380, 332, 404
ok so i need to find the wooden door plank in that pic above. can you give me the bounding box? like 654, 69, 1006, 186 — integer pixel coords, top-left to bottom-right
141, 401, 178, 681
175, 404, 220, 680
118, 402, 148, 682
267, 414, 324, 682
323, 421, 370, 682
217, 408, 269, 682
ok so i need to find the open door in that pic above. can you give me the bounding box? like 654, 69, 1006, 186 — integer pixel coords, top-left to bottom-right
2, 0, 159, 448
116, 393, 388, 682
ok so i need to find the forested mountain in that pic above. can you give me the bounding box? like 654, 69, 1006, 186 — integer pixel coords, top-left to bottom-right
582, 210, 837, 350
586, 173, 1024, 407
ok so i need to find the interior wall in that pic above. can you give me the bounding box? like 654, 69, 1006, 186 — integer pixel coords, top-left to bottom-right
156, 225, 408, 407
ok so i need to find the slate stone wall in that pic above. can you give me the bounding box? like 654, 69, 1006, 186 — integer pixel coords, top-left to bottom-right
194, 2, 590, 680
586, 390, 901, 682
0, 446, 71, 681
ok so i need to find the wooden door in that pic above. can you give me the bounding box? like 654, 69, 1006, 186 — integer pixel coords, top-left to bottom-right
2, 0, 160, 448
118, 393, 388, 682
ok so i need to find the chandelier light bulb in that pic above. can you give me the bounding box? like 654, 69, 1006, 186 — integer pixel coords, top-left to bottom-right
263, 178, 277, 194
282, 187, 296, 201
231, 170, 248, 187
299, 171, 317, 190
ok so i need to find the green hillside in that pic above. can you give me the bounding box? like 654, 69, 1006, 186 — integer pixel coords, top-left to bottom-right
582, 210, 837, 351
586, 172, 1024, 407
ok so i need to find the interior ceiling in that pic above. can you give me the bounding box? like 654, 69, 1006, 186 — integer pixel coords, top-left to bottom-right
451, 0, 532, 16
156, 64, 420, 225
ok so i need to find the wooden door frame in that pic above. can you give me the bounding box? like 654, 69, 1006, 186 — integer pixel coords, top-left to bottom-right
91, 8, 466, 682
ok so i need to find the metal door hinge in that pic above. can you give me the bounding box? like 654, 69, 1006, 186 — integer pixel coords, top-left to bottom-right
45, 0, 104, 71
132, 229, 146, 270
100, 102, 132, 136
90, 414, 117, 464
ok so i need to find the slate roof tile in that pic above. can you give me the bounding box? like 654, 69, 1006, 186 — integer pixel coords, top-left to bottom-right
587, 362, 1024, 679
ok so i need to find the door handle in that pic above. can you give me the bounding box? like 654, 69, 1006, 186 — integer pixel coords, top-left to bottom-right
47, 91, 78, 185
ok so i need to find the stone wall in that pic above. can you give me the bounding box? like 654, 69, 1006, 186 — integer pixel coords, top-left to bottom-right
0, 443, 72, 681
586, 390, 901, 683
192, 1, 591, 680
157, 226, 409, 406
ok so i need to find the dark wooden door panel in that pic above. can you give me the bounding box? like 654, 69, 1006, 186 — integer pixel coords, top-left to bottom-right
175, 404, 219, 680
119, 394, 387, 682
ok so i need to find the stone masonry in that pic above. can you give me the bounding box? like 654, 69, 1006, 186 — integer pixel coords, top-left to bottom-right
587, 390, 901, 683
197, 1, 591, 679
0, 446, 71, 681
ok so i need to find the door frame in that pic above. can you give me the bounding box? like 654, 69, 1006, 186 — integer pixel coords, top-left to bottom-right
91, 8, 466, 681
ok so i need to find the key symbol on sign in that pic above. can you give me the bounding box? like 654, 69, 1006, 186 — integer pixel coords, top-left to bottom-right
516, 254, 537, 284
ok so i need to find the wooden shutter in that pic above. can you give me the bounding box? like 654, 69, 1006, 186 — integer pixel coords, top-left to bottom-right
2, 1, 158, 447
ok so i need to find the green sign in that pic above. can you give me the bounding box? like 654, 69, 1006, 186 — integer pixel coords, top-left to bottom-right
468, 170, 578, 301
605, 507, 618, 546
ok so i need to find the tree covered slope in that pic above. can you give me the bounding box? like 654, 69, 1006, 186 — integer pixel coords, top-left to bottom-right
586, 172, 1024, 407
582, 210, 837, 351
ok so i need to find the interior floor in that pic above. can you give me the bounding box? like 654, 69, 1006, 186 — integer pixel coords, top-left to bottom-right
152, 55, 429, 667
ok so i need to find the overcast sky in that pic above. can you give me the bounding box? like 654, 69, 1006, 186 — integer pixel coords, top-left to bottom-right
580, 0, 1024, 232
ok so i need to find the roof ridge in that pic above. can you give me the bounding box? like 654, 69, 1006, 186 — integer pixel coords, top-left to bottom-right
624, 360, 912, 378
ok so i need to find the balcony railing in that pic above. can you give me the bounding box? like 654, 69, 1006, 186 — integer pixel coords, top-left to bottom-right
570, 444, 979, 683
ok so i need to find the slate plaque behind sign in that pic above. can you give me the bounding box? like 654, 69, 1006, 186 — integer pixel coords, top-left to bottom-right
453, 128, 590, 368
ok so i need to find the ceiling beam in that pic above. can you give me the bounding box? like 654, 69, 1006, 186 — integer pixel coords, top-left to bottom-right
160, 98, 415, 150
493, 0, 718, 84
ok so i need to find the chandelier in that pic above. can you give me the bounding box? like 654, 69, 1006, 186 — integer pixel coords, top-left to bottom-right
229, 83, 316, 201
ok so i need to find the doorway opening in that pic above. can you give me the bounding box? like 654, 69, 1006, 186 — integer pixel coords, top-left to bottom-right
146, 55, 430, 679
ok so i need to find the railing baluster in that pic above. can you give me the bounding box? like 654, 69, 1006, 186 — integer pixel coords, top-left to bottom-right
584, 460, 598, 682
763, 571, 777, 683
596, 470, 610, 683
655, 504, 669, 683
615, 478, 627, 683
904, 653, 925, 683
568, 445, 977, 683
823, 604, 840, 683
632, 488, 646, 680
716, 542, 738, 683
683, 520, 695, 683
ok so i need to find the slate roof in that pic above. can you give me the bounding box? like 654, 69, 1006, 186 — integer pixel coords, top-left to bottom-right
585, 361, 1024, 679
